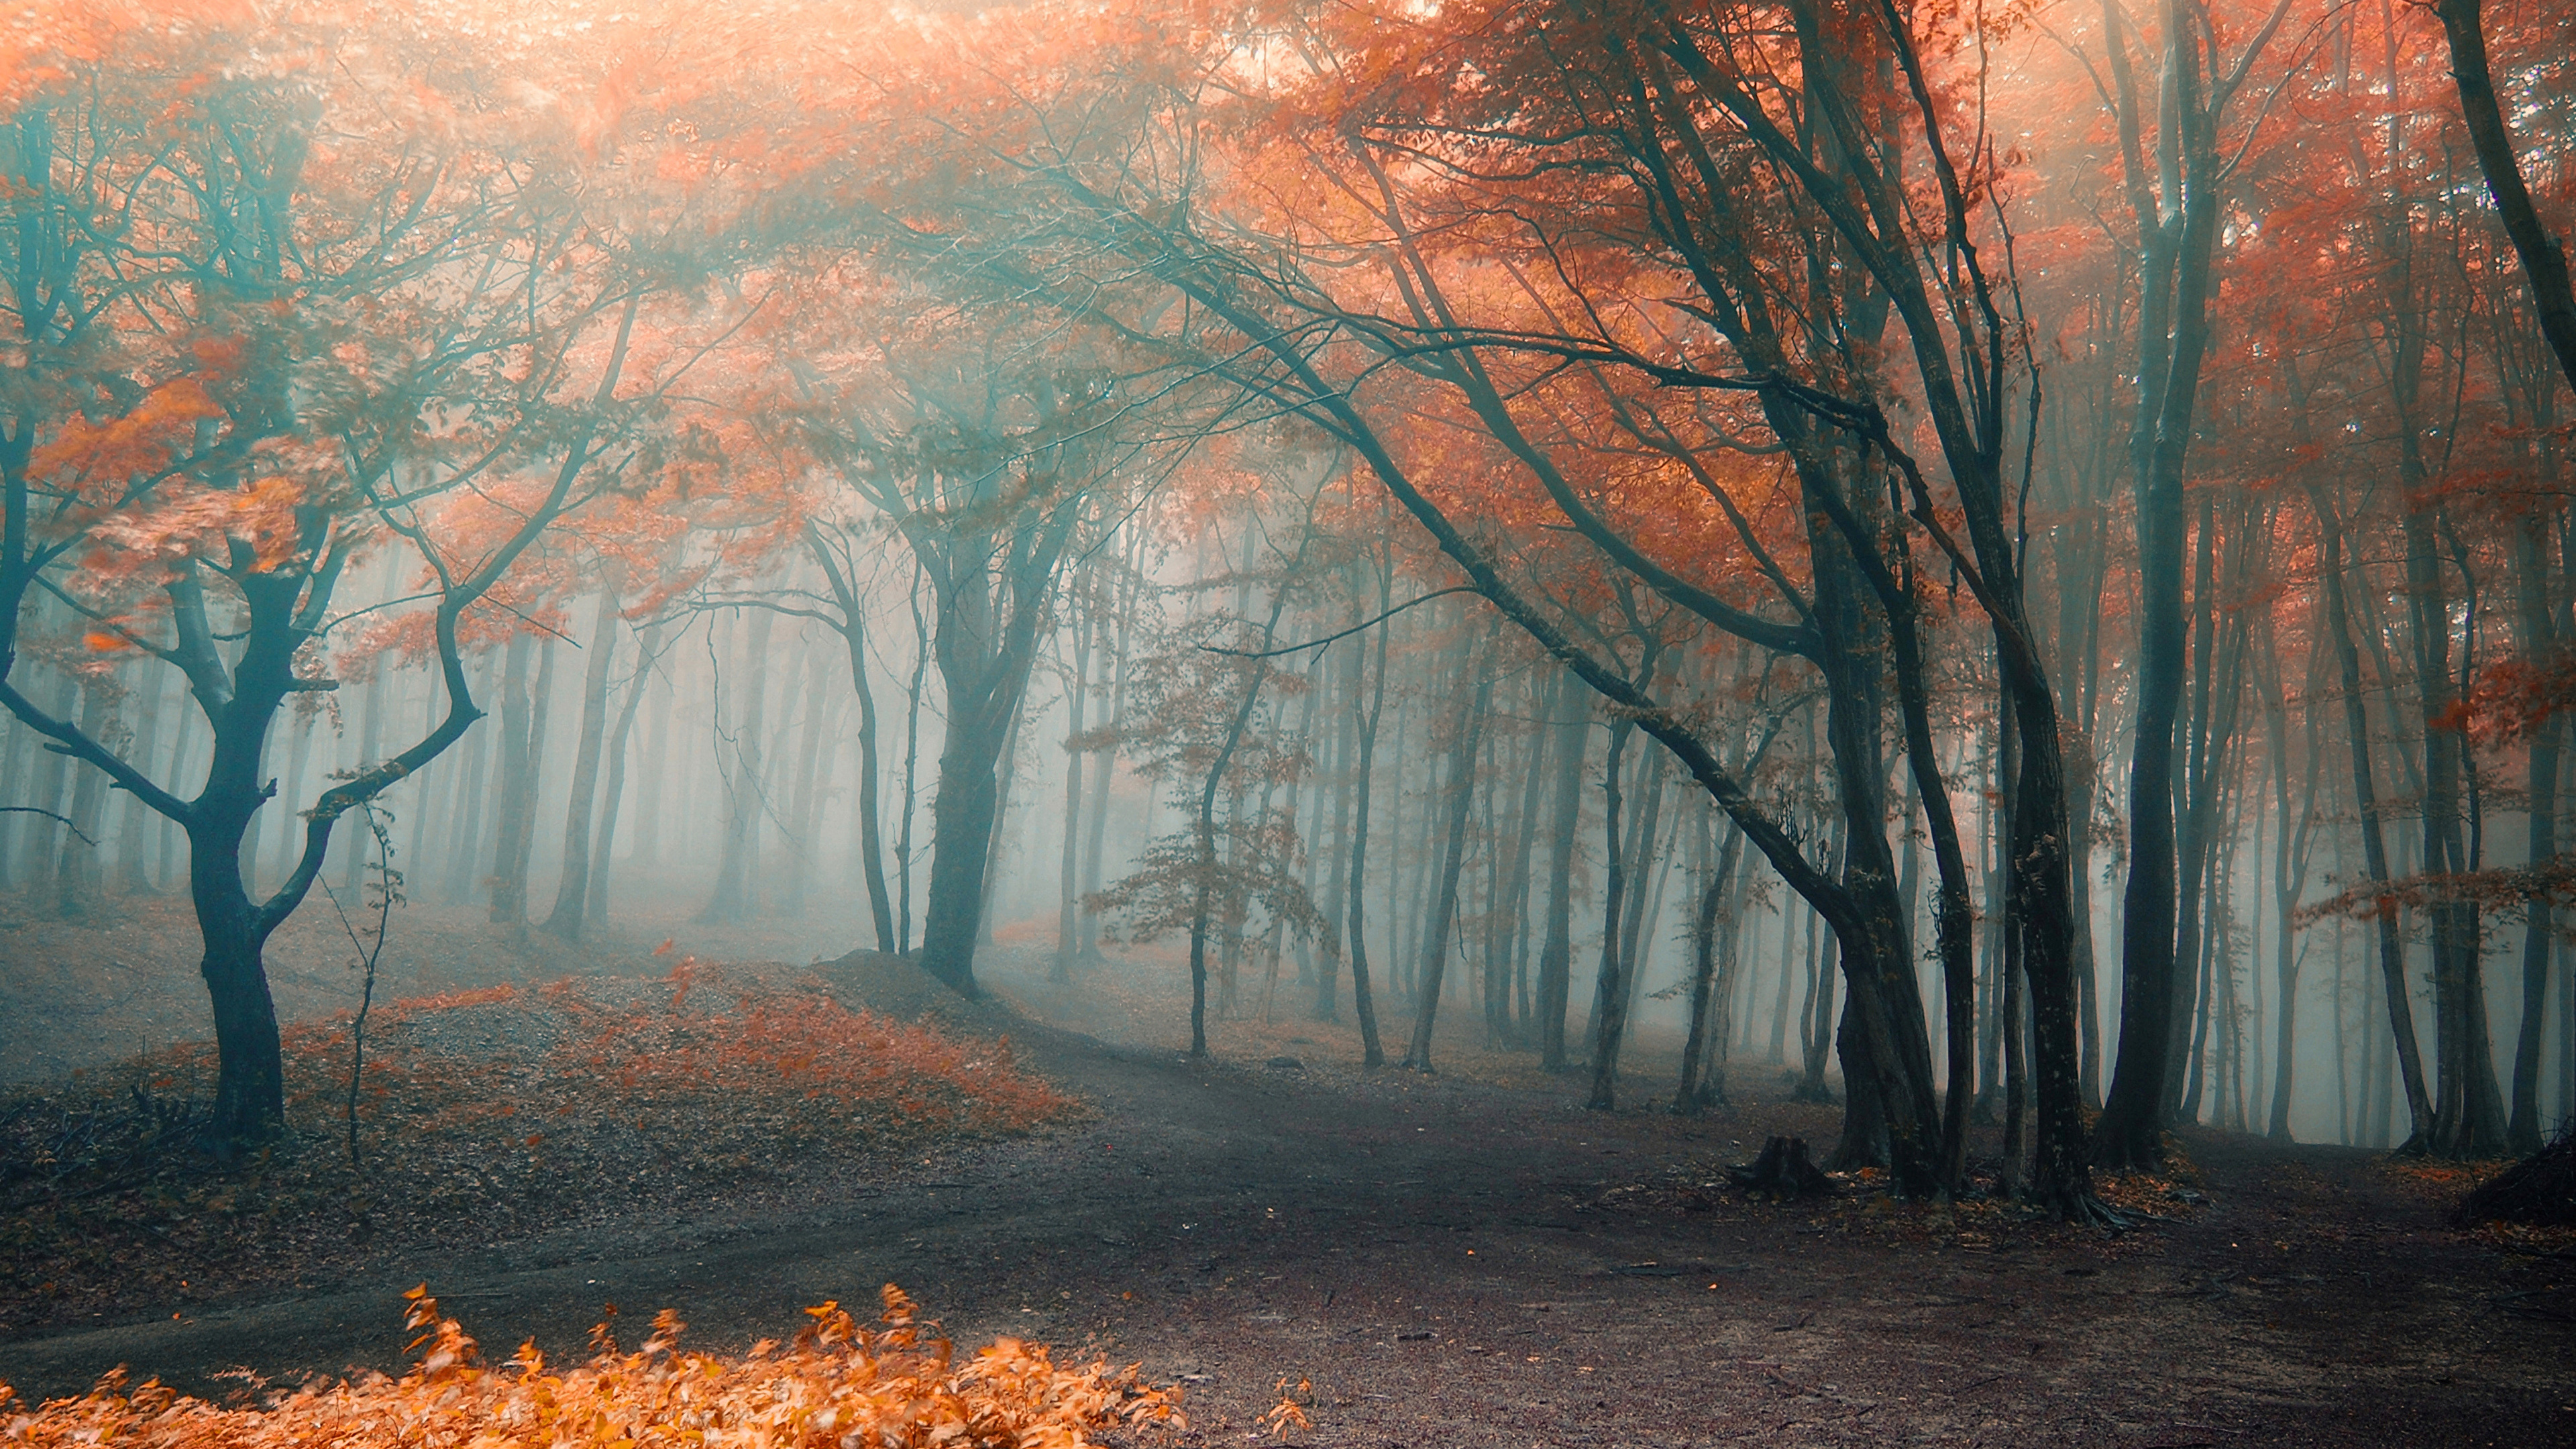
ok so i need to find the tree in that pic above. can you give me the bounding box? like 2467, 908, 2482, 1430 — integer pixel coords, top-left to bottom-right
0, 6, 763, 1144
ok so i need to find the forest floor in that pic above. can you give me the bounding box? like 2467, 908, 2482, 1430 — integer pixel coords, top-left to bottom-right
2, 898, 2571, 1446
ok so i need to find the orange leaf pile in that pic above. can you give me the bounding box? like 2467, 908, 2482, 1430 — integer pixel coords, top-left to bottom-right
0, 1283, 1181, 1449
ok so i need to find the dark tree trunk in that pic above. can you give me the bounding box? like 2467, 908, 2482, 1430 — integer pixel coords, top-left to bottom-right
1675, 829, 1742, 1112
488, 632, 552, 925
1489, 681, 1550, 1046
976, 693, 1026, 949
2094, 0, 2230, 1171
543, 589, 621, 941
1344, 551, 1394, 1067
1403, 634, 1493, 1071
1536, 667, 1587, 1071
2433, 0, 2576, 399
843, 612, 896, 953
2261, 624, 2320, 1142
586, 622, 661, 926
1585, 717, 1635, 1112
2311, 493, 2436, 1145
919, 700, 1010, 996
2510, 521, 2561, 1152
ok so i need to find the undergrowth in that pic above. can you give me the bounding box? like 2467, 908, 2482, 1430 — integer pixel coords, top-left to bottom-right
0, 963, 1075, 1336
0, 1283, 1181, 1448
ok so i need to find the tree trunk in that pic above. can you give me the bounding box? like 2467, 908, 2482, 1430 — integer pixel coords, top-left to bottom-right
2310, 493, 2436, 1145
780, 636, 838, 918
918, 694, 1009, 995
1314, 597, 1364, 1020
542, 589, 622, 941
1585, 716, 1635, 1111
2096, 0, 2230, 1168
1536, 667, 1587, 1071
1342, 548, 1396, 1067
977, 690, 1026, 949
697, 608, 776, 926
897, 572, 931, 953
2432, 0, 2576, 399
586, 622, 661, 926
2510, 520, 2561, 1152
1053, 595, 1093, 981
116, 664, 172, 896
1081, 525, 1147, 965
52, 672, 112, 919
486, 632, 538, 922
1677, 818, 1752, 1111
1403, 633, 1493, 1072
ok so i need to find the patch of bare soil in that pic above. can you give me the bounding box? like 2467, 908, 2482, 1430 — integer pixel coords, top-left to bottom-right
2, 935, 2568, 1447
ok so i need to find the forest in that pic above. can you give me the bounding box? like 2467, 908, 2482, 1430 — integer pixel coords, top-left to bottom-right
1, 0, 2573, 1444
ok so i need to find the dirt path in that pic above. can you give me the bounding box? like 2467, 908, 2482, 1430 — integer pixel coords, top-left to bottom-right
3, 951, 2566, 1446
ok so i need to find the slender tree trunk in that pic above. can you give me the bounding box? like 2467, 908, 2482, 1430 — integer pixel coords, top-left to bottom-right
543, 589, 622, 940
977, 692, 1026, 949
2510, 521, 2561, 1150
1054, 596, 1093, 981
486, 632, 538, 922
1403, 635, 1492, 1071
1080, 525, 1146, 964
1182, 567, 1303, 1056
1585, 716, 1635, 1111
1536, 667, 1587, 1071
845, 614, 898, 952
2310, 494, 2436, 1146
780, 637, 837, 918
1314, 600, 1363, 1020
52, 674, 113, 919
898, 574, 930, 953
698, 608, 775, 926
1344, 557, 1394, 1068
586, 622, 660, 926
1678, 815, 1757, 1111
1491, 695, 1549, 1045
2000, 691, 2029, 1178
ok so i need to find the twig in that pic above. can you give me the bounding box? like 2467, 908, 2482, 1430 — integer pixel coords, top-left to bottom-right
321, 802, 404, 1167
0, 805, 96, 847
1197, 586, 1477, 658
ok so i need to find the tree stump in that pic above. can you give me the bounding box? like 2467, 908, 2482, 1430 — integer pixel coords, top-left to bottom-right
1726, 1136, 1833, 1200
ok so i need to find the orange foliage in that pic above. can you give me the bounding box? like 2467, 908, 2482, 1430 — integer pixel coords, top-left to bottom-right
0, 1284, 1181, 1449
552, 961, 1069, 1136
